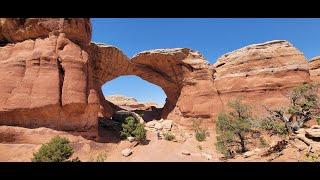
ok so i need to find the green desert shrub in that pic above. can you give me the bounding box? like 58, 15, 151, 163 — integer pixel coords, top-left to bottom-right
120, 116, 146, 142
259, 137, 269, 148
132, 123, 147, 142
317, 116, 320, 125
32, 136, 74, 162
215, 99, 254, 157
260, 118, 288, 135
95, 152, 107, 162
192, 119, 209, 142
163, 132, 175, 141
264, 83, 320, 133
195, 129, 207, 142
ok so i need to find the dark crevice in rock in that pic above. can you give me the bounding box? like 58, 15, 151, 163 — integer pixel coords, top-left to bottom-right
179, 62, 194, 72
57, 58, 65, 106
215, 62, 225, 68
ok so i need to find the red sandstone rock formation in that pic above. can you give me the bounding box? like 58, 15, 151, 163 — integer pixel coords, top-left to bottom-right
0, 18, 314, 131
213, 40, 310, 115
105, 95, 159, 111
309, 56, 320, 83
0, 19, 98, 131
0, 18, 91, 46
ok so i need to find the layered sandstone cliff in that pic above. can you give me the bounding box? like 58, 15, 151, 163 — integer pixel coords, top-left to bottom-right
105, 95, 159, 110
0, 18, 314, 131
0, 19, 99, 131
213, 40, 310, 114
309, 56, 320, 83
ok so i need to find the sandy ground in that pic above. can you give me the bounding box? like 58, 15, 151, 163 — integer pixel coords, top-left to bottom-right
0, 125, 220, 162
0, 124, 311, 162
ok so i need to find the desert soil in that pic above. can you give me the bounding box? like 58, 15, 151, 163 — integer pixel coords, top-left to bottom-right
0, 125, 220, 162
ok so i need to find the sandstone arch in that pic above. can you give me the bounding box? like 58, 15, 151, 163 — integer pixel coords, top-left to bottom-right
88, 43, 214, 122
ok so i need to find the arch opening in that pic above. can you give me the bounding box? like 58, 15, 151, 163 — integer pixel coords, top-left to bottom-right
101, 75, 167, 122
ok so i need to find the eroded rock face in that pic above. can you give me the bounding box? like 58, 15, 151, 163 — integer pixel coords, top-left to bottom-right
309, 56, 320, 83
105, 95, 159, 110
213, 40, 310, 115
0, 32, 100, 131
0, 18, 91, 46
0, 18, 98, 131
0, 18, 315, 131
87, 45, 218, 126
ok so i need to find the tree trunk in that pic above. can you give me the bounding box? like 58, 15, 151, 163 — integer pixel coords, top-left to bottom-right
237, 132, 247, 153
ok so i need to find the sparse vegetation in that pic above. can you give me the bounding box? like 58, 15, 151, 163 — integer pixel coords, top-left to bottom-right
260, 118, 288, 135
317, 116, 320, 125
264, 83, 320, 133
192, 119, 209, 142
259, 137, 269, 148
95, 152, 107, 162
197, 145, 203, 151
302, 151, 320, 162
215, 99, 254, 158
195, 130, 207, 142
32, 136, 74, 162
120, 116, 146, 143
163, 132, 175, 141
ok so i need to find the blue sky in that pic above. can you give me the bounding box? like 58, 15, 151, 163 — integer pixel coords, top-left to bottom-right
92, 18, 320, 106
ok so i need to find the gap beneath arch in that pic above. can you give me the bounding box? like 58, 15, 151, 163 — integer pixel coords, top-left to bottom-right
101, 75, 167, 122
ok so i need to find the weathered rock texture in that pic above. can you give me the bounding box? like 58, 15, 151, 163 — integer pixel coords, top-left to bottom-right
0, 18, 91, 46
0, 19, 98, 131
213, 40, 310, 115
309, 56, 320, 83
0, 18, 314, 131
105, 95, 159, 110
87, 45, 217, 126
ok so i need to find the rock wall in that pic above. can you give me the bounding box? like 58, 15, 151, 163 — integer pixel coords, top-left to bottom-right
309, 56, 320, 83
213, 40, 310, 116
0, 18, 315, 131
0, 19, 99, 131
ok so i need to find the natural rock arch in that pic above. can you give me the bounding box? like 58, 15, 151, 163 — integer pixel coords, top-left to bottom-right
88, 43, 205, 120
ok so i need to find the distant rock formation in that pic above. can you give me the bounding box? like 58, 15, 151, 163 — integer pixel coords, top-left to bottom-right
105, 94, 159, 111
0, 18, 315, 131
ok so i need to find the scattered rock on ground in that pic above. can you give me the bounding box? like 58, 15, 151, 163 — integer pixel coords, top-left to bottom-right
162, 120, 173, 131
121, 148, 132, 157
243, 148, 261, 158
155, 123, 163, 130
292, 138, 308, 151
127, 137, 135, 142
145, 121, 156, 129
294, 128, 306, 135
181, 150, 191, 156
310, 125, 320, 129
305, 129, 320, 139
201, 152, 212, 160
145, 119, 172, 132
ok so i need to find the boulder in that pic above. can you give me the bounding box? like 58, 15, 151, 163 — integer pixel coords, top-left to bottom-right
243, 148, 261, 158
305, 129, 320, 139
121, 148, 132, 157
181, 150, 191, 156
201, 152, 212, 160
162, 120, 173, 131
154, 122, 163, 130
127, 137, 135, 142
